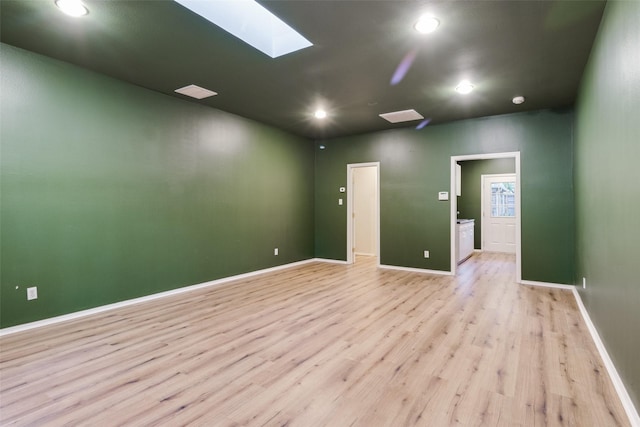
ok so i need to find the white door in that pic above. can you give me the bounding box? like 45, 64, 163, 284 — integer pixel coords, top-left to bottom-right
352, 167, 377, 256
482, 174, 516, 253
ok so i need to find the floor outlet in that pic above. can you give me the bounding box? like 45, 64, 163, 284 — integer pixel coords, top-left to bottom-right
424, 250, 430, 258
274, 248, 279, 256
27, 287, 38, 301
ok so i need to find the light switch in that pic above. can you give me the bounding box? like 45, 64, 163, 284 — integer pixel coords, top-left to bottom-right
338, 198, 343, 205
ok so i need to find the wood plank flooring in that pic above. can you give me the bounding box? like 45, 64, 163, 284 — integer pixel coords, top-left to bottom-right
0, 252, 631, 426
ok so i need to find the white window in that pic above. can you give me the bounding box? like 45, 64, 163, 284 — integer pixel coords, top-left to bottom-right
491, 182, 516, 217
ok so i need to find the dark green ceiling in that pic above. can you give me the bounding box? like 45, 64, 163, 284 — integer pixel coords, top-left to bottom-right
0, 0, 605, 139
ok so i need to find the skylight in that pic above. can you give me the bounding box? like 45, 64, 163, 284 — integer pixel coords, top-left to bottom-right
174, 0, 313, 58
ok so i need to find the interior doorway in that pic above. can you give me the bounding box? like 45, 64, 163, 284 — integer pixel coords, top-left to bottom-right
347, 162, 380, 265
450, 152, 521, 281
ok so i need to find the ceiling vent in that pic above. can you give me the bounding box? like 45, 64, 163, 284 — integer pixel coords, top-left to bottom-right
379, 109, 424, 123
174, 84, 218, 99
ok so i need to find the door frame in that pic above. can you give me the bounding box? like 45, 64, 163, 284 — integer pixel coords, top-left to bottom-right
450, 152, 521, 281
347, 162, 380, 265
481, 173, 517, 253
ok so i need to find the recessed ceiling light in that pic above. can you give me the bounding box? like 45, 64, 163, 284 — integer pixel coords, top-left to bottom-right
379, 109, 424, 123
314, 109, 328, 119
512, 96, 526, 105
174, 0, 312, 58
455, 80, 474, 94
55, 0, 88, 17
414, 15, 439, 34
174, 84, 218, 99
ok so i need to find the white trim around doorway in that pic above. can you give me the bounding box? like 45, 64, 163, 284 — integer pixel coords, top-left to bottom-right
450, 152, 521, 282
346, 162, 381, 266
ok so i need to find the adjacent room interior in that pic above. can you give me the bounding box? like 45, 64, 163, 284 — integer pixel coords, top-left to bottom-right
1, 0, 638, 425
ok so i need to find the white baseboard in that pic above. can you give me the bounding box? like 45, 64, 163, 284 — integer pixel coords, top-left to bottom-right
354, 252, 376, 257
313, 258, 349, 265
572, 288, 640, 427
4, 258, 636, 426
519, 279, 575, 290
379, 264, 452, 276
511, 279, 638, 425
506, 276, 639, 425
0, 258, 316, 337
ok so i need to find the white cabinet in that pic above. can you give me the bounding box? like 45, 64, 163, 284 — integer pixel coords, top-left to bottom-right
456, 220, 475, 264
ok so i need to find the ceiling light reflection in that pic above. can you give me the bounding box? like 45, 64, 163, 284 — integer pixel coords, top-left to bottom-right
416, 118, 432, 130
391, 49, 418, 86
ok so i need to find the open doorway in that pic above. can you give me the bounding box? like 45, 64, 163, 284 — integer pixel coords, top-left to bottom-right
347, 162, 380, 265
450, 152, 521, 281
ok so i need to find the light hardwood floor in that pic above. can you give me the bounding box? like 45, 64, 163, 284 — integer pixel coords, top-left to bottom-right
0, 252, 631, 426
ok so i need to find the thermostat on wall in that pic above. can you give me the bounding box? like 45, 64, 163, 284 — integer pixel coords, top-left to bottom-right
438, 191, 449, 201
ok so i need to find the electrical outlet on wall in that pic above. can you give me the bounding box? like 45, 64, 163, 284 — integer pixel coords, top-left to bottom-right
423, 250, 430, 258
582, 277, 586, 289
27, 286, 38, 300
274, 248, 279, 256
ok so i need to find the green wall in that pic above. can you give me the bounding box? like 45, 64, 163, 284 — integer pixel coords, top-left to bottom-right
574, 0, 640, 411
315, 109, 575, 284
457, 159, 516, 249
0, 42, 578, 331
0, 44, 315, 328
3, 2, 637, 415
